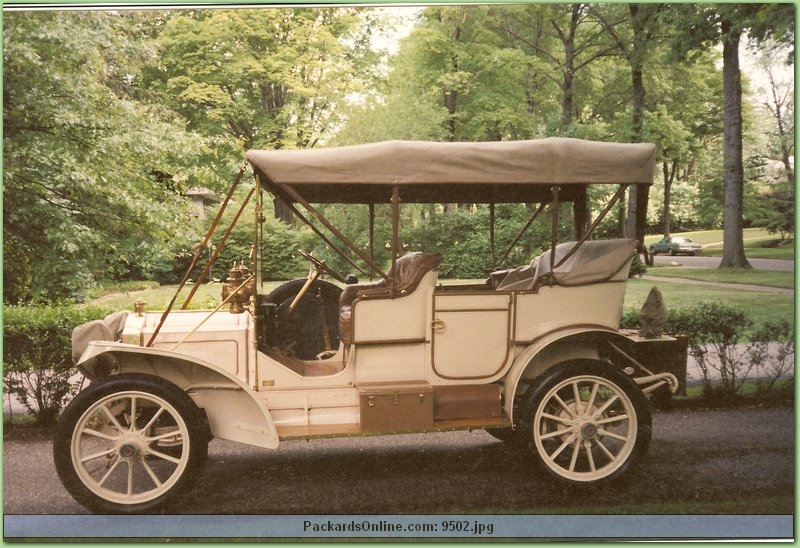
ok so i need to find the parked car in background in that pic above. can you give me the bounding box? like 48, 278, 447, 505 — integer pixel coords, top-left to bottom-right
649, 236, 703, 256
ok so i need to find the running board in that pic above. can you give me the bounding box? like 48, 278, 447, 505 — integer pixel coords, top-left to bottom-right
275, 417, 510, 441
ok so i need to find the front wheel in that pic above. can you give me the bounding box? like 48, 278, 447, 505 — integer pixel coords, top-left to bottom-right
520, 361, 651, 485
53, 374, 209, 514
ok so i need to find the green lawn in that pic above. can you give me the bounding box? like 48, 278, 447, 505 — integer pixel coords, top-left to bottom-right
645, 267, 794, 289
625, 277, 793, 328
90, 280, 287, 312
90, 283, 225, 311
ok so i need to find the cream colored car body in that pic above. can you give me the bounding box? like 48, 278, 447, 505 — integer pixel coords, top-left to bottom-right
60, 139, 684, 513
75, 238, 657, 447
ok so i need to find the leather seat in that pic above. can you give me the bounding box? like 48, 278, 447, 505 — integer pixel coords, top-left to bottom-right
339, 252, 443, 345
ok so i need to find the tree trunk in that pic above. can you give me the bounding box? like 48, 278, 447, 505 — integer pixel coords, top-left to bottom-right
624, 4, 649, 239
662, 159, 677, 237
555, 4, 581, 131
624, 63, 645, 238
719, 22, 751, 269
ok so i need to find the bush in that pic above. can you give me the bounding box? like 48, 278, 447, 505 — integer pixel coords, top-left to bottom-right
3, 304, 113, 425
746, 319, 795, 394
667, 302, 753, 401
624, 301, 794, 403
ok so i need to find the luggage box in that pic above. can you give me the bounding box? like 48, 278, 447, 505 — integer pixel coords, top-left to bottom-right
433, 384, 502, 421
358, 381, 434, 432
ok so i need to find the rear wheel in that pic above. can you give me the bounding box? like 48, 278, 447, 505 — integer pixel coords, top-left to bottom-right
520, 361, 651, 485
53, 374, 209, 514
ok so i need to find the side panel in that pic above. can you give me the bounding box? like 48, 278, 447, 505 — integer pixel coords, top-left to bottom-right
353, 343, 427, 383
264, 388, 359, 428
514, 283, 627, 342
351, 271, 437, 344
124, 310, 252, 382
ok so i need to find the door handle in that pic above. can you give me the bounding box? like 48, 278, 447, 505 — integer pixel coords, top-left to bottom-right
431, 319, 445, 331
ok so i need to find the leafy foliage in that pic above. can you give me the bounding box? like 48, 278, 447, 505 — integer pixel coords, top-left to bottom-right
3, 11, 214, 303
623, 301, 794, 401
149, 8, 381, 150
2, 6, 794, 302
3, 304, 114, 425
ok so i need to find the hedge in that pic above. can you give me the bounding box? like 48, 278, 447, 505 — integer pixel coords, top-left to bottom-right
3, 304, 113, 425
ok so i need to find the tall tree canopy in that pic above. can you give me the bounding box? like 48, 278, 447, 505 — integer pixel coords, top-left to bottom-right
148, 8, 382, 150
3, 10, 214, 302
3, 5, 793, 301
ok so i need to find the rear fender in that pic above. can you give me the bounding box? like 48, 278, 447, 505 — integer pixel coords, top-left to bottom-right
77, 341, 278, 449
504, 328, 632, 424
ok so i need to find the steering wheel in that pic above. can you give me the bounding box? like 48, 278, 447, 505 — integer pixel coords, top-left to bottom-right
298, 250, 346, 283
286, 251, 346, 316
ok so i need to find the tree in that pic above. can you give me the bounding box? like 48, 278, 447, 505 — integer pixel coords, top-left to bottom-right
666, 4, 794, 268
592, 3, 663, 241
645, 52, 724, 236
498, 4, 618, 134
3, 10, 211, 302
149, 8, 380, 224
752, 40, 794, 181
385, 6, 533, 143
150, 8, 379, 150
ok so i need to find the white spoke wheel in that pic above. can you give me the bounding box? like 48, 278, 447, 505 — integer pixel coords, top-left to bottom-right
54, 374, 209, 514
522, 361, 651, 484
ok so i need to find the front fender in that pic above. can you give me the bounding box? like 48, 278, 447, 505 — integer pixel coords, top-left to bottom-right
77, 341, 279, 449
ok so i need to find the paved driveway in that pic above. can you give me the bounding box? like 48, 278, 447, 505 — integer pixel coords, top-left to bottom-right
3, 407, 794, 518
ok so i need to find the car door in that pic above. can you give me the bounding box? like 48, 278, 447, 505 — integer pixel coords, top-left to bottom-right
430, 291, 512, 380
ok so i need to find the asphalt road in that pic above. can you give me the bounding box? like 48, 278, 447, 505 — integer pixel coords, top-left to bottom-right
3, 406, 793, 516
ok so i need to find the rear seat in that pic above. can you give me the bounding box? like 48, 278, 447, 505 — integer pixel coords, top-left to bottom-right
495, 239, 636, 291
339, 252, 443, 345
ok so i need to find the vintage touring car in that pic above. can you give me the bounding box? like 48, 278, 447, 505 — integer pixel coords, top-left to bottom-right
55, 138, 684, 514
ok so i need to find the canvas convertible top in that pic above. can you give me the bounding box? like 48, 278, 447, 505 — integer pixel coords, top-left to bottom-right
246, 138, 656, 204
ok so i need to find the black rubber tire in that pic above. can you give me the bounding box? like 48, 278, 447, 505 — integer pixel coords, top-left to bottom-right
265, 278, 342, 360
485, 427, 522, 444
519, 361, 651, 486
53, 374, 209, 514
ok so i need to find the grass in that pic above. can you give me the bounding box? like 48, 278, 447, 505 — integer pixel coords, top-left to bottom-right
90, 280, 290, 312
90, 282, 224, 311
645, 267, 794, 289
91, 274, 793, 333
642, 227, 773, 246
625, 278, 793, 329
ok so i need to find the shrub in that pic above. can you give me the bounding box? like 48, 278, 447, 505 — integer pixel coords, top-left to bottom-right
620, 302, 768, 399
666, 302, 753, 400
628, 253, 647, 278
3, 304, 113, 425
746, 319, 795, 393
623, 301, 793, 403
